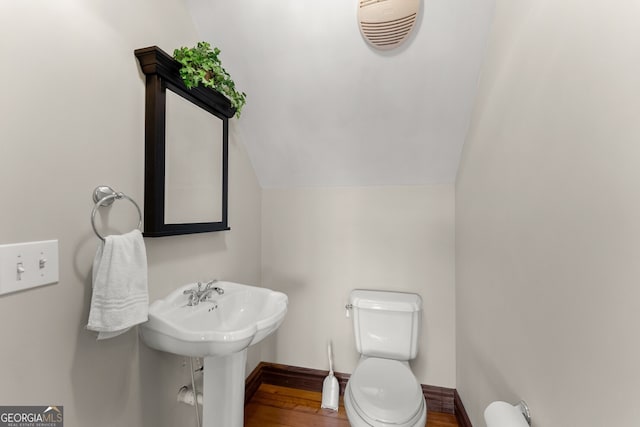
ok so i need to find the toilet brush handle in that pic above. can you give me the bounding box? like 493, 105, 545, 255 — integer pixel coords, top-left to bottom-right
328, 342, 334, 374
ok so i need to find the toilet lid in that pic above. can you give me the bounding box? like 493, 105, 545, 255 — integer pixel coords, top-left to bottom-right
349, 358, 423, 424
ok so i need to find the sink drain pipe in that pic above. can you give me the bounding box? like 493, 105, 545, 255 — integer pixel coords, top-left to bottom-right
189, 357, 202, 427
177, 385, 203, 406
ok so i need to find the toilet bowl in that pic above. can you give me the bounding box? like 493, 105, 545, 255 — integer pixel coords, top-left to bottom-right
344, 357, 426, 427
345, 290, 427, 427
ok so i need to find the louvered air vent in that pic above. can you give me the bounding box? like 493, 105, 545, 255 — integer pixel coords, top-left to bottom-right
358, 0, 419, 50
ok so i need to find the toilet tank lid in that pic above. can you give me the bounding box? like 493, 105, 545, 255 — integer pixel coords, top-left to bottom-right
350, 290, 422, 312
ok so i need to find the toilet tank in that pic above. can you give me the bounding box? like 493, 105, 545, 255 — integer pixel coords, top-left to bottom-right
350, 289, 422, 361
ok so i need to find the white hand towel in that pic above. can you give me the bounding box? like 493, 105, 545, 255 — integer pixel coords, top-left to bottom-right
87, 229, 148, 340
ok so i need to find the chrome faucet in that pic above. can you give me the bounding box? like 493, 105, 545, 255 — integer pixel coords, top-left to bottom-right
184, 280, 224, 306
199, 280, 225, 301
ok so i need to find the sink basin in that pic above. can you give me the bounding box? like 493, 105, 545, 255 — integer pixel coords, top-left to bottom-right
139, 281, 288, 357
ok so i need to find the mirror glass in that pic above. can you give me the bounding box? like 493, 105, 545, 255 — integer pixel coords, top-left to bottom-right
165, 90, 223, 224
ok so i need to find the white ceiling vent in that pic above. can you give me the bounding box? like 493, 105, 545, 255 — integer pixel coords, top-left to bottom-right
358, 0, 420, 50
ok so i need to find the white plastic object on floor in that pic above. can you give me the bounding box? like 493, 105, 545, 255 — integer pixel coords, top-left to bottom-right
321, 341, 339, 411
484, 400, 531, 427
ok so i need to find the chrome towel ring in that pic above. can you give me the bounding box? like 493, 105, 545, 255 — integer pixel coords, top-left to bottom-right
91, 186, 142, 242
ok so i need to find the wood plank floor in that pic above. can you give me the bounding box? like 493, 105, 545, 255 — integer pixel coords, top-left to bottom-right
244, 384, 459, 427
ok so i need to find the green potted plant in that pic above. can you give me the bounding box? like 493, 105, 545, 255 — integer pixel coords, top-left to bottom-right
173, 41, 247, 118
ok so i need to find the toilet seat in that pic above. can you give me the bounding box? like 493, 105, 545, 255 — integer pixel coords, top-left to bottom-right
347, 358, 425, 426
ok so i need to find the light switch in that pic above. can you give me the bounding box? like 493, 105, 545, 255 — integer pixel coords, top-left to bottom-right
16, 262, 25, 280
0, 240, 59, 296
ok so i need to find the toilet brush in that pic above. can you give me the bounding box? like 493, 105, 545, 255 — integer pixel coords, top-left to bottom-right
321, 341, 339, 411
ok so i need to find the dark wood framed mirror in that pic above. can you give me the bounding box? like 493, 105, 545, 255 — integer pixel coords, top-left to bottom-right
135, 46, 236, 237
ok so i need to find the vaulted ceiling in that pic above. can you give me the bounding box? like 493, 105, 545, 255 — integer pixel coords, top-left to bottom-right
185, 0, 495, 188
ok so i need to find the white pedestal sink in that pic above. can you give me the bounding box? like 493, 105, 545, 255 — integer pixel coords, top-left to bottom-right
139, 281, 288, 427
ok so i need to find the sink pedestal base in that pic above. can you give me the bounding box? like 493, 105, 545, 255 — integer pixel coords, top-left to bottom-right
202, 349, 247, 427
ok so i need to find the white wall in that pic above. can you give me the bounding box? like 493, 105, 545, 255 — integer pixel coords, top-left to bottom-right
262, 185, 455, 388
0, 2, 262, 427
456, 0, 640, 425
186, 0, 494, 187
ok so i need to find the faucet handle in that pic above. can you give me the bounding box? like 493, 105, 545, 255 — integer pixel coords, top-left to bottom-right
203, 279, 218, 290
183, 288, 199, 306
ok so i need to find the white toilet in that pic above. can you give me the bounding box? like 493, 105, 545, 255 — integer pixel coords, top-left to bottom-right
344, 289, 427, 427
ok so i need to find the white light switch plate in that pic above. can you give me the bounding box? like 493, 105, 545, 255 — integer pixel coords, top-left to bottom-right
0, 240, 59, 296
